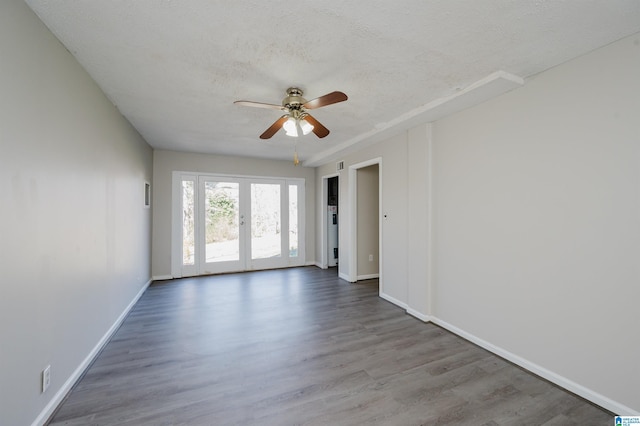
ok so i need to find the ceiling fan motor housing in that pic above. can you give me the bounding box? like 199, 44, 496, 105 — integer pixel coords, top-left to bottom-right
283, 87, 307, 110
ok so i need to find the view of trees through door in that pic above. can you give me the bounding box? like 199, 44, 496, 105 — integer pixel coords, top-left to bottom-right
205, 181, 240, 263
175, 173, 304, 276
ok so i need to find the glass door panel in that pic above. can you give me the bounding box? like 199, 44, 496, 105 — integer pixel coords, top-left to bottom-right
180, 176, 198, 277
182, 179, 196, 266
289, 184, 299, 258
250, 183, 281, 260
199, 178, 245, 274
204, 181, 240, 263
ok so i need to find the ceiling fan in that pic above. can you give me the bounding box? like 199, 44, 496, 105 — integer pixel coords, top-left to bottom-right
234, 87, 348, 140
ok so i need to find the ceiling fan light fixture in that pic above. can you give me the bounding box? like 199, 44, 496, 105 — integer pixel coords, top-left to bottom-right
283, 116, 298, 137
236, 88, 346, 139
284, 116, 314, 137
299, 118, 314, 135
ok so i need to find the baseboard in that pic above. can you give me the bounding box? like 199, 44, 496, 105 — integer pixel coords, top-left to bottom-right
32, 278, 152, 426
152, 274, 173, 281
379, 291, 408, 310
357, 273, 379, 280
311, 261, 325, 268
430, 317, 639, 416
406, 307, 431, 322
338, 271, 354, 282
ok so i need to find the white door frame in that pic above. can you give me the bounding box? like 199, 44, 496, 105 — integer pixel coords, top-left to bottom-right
171, 171, 305, 278
347, 158, 383, 288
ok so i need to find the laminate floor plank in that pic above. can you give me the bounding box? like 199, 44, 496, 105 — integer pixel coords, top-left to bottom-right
48, 267, 612, 425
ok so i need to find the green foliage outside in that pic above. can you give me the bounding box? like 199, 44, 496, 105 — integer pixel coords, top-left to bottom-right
206, 189, 238, 243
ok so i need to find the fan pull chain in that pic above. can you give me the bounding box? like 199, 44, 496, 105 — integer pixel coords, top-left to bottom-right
293, 141, 300, 166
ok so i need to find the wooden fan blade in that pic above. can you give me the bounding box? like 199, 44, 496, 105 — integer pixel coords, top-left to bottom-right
303, 114, 330, 138
260, 115, 288, 139
303, 91, 348, 110
234, 100, 285, 110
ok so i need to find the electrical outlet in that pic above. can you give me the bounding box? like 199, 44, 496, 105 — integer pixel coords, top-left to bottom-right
369, 254, 374, 262
42, 365, 51, 393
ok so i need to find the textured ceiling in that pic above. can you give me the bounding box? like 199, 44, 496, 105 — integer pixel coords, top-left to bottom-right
25, 0, 640, 166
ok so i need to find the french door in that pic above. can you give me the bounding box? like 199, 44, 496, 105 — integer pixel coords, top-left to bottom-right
174, 173, 304, 277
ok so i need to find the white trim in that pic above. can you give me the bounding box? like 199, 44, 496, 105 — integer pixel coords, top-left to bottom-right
348, 166, 357, 283
357, 273, 379, 280
406, 308, 431, 323
425, 124, 435, 315
304, 71, 524, 167
32, 279, 152, 426
320, 177, 328, 269
430, 317, 639, 416
377, 160, 383, 300
152, 275, 173, 281
338, 271, 353, 282
379, 291, 408, 310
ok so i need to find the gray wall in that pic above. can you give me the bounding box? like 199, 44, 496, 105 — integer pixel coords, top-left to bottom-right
152, 150, 316, 278
431, 33, 640, 413
0, 1, 153, 425
314, 32, 639, 414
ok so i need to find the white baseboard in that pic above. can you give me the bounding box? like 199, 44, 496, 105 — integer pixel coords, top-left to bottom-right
338, 271, 354, 282
357, 273, 379, 280
152, 274, 173, 281
430, 317, 639, 416
311, 261, 325, 268
379, 291, 408, 310
32, 278, 152, 426
406, 307, 431, 322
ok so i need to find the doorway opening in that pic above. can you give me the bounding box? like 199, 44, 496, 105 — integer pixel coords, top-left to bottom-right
327, 176, 339, 271
348, 157, 382, 290
355, 164, 379, 280
321, 173, 340, 272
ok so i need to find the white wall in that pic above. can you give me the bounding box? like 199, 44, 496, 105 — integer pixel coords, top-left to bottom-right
152, 150, 316, 278
0, 1, 153, 425
432, 33, 640, 413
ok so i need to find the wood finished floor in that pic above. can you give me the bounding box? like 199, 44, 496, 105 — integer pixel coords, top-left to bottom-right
48, 267, 612, 425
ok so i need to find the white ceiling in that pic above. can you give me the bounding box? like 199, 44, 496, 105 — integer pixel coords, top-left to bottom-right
25, 0, 640, 166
